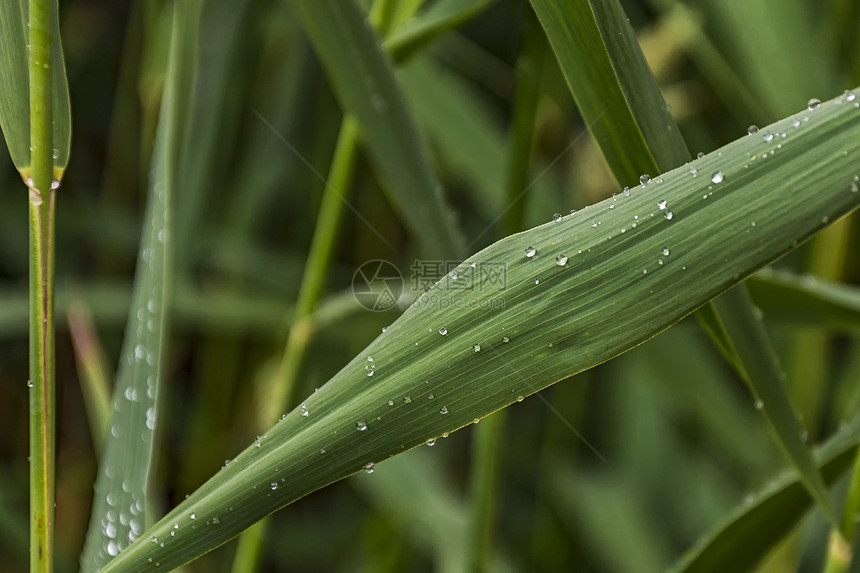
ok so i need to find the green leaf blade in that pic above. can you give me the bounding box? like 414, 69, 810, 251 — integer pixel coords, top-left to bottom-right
101, 89, 860, 572
674, 410, 860, 573
79, 1, 185, 569
294, 0, 464, 260
0, 0, 71, 176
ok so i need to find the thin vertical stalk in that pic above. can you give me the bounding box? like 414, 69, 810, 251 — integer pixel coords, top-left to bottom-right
27, 0, 56, 571
234, 116, 360, 573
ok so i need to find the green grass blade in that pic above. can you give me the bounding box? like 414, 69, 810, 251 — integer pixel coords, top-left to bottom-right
384, 0, 496, 63
398, 56, 508, 217
529, 0, 688, 185
712, 285, 836, 523
98, 90, 860, 572
67, 299, 113, 451
0, 0, 30, 171
78, 2, 185, 569
294, 0, 464, 260
673, 409, 860, 573
0, 0, 71, 177
532, 0, 838, 526
748, 270, 860, 331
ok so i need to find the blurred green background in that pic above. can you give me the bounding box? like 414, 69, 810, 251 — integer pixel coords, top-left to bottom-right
1, 0, 859, 570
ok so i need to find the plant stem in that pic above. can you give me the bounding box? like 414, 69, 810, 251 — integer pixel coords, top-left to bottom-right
236, 116, 360, 573
28, 0, 56, 570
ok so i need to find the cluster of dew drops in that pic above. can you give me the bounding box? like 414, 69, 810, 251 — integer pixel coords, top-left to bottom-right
295, 91, 860, 480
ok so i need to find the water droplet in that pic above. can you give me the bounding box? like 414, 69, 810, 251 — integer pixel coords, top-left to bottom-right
664, 211, 674, 220
754, 400, 764, 410
211, 517, 220, 524
365, 367, 374, 377
552, 213, 563, 222
439, 406, 448, 414
428, 393, 435, 400
27, 380, 33, 388
364, 462, 375, 474
355, 420, 367, 431
270, 482, 278, 490
657, 200, 667, 211
150, 535, 158, 544
473, 418, 480, 424
639, 174, 651, 186
450, 270, 458, 280
747, 125, 758, 135
661, 247, 670, 256
711, 171, 724, 184
502, 336, 510, 343
697, 152, 705, 159
556, 254, 568, 267
524, 246, 537, 258
473, 344, 481, 352
426, 438, 436, 447
534, 279, 539, 284
381, 326, 388, 333
403, 396, 412, 404
189, 512, 196, 519
850, 180, 859, 193
439, 327, 448, 336
623, 186, 630, 197
469, 261, 476, 268
807, 98, 821, 111
300, 403, 309, 417
689, 166, 698, 177
516, 395, 524, 402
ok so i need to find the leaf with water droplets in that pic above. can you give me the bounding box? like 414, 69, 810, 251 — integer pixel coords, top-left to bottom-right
99, 89, 860, 572
79, 3, 185, 570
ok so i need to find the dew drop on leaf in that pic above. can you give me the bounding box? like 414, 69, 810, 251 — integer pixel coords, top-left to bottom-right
556, 254, 568, 267
552, 213, 562, 223
473, 344, 481, 352
439, 327, 448, 336
363, 462, 375, 474
355, 420, 367, 431
711, 171, 725, 184
524, 246, 536, 258
807, 98, 821, 111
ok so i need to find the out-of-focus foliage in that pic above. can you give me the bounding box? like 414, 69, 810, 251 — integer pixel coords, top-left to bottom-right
0, 0, 857, 571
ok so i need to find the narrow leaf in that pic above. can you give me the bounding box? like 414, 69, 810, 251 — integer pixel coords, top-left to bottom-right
748, 269, 860, 332
294, 0, 465, 260
100, 90, 860, 572
529, 0, 688, 185
712, 285, 837, 523
0, 0, 71, 175
673, 409, 860, 573
385, 0, 496, 64
79, 1, 185, 568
